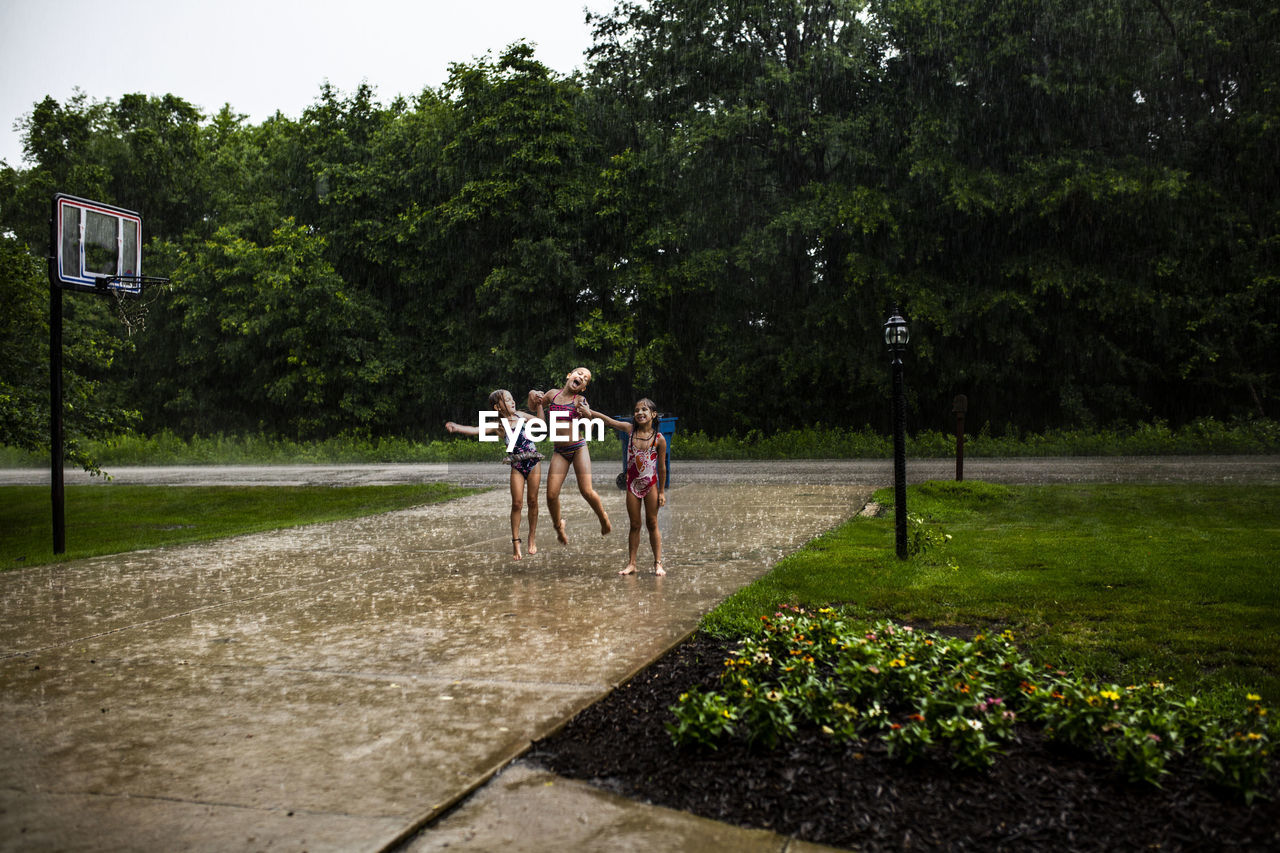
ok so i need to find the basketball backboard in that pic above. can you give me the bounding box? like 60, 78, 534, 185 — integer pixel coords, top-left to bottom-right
52, 194, 143, 294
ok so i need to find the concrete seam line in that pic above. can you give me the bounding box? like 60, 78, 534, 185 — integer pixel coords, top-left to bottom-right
377, 741, 530, 853
374, 624, 702, 852
534, 624, 701, 745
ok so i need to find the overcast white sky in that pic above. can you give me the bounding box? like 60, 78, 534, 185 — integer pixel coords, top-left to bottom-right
0, 0, 611, 168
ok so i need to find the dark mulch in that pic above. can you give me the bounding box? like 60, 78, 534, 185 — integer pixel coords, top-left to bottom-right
528, 634, 1280, 852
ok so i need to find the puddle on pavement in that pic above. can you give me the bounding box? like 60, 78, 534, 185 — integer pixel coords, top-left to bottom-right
0, 482, 869, 851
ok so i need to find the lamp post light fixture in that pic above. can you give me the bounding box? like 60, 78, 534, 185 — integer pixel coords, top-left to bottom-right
884, 306, 910, 559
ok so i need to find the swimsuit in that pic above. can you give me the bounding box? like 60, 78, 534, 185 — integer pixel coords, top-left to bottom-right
503, 416, 544, 479
545, 391, 586, 460
626, 430, 660, 499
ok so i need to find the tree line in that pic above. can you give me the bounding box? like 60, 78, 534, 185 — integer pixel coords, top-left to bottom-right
1, 0, 1275, 460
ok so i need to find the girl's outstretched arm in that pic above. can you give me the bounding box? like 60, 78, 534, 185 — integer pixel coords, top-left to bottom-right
446, 421, 501, 439
445, 421, 481, 436
578, 404, 632, 433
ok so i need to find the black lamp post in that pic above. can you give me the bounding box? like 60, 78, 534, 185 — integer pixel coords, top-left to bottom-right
884, 306, 910, 559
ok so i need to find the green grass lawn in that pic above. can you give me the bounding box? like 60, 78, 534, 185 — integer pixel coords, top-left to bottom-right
0, 483, 480, 570
704, 481, 1280, 706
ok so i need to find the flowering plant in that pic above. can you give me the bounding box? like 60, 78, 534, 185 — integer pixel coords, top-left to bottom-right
906, 512, 952, 557
668, 606, 1275, 802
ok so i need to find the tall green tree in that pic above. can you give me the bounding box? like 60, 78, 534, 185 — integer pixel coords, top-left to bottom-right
166, 221, 398, 438
394, 44, 601, 422
585, 0, 900, 430
1, 92, 208, 248
869, 0, 1278, 427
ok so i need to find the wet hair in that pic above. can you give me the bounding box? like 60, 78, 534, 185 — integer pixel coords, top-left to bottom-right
488, 389, 514, 408
634, 398, 658, 416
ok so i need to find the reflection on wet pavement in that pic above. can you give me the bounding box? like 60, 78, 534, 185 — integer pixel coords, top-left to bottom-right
0, 482, 867, 852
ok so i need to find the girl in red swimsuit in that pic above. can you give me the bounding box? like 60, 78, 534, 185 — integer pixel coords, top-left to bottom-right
578, 398, 667, 576
527, 367, 612, 545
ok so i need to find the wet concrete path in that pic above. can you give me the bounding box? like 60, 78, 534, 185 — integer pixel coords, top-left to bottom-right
3, 457, 1277, 851
0, 475, 865, 852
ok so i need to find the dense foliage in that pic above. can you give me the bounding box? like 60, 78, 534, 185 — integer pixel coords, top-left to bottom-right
1, 0, 1275, 457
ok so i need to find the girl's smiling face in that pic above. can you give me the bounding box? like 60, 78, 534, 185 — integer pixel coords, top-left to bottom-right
633, 400, 655, 426
565, 367, 592, 392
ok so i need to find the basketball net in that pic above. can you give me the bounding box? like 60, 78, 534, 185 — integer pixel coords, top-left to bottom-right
106, 277, 168, 337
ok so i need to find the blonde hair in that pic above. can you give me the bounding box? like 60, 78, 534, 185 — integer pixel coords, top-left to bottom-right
488, 389, 513, 407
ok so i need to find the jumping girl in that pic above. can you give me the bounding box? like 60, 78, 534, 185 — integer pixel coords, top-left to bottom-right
577, 398, 667, 576
445, 389, 544, 560
527, 367, 612, 545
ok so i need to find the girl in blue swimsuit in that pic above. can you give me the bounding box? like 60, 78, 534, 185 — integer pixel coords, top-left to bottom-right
446, 389, 544, 560
528, 367, 612, 545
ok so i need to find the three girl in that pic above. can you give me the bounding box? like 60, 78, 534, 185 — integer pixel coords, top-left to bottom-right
447, 370, 667, 576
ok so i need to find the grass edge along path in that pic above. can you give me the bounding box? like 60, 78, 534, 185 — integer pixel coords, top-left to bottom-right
0, 483, 481, 571
700, 481, 1280, 707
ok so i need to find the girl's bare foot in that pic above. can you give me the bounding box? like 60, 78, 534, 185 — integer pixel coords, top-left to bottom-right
654, 561, 665, 576
556, 520, 569, 545
527, 537, 538, 555
619, 563, 636, 575
512, 538, 523, 561
600, 512, 612, 535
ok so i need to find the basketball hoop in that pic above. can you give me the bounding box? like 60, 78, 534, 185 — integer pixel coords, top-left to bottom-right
100, 274, 170, 336
49, 195, 170, 336
48, 192, 170, 555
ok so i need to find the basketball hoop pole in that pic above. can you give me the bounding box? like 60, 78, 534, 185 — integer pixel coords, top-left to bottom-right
46, 193, 165, 554
48, 213, 66, 554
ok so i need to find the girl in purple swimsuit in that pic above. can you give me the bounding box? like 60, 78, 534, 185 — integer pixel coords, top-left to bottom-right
446, 389, 544, 561
527, 367, 612, 545
578, 398, 667, 576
